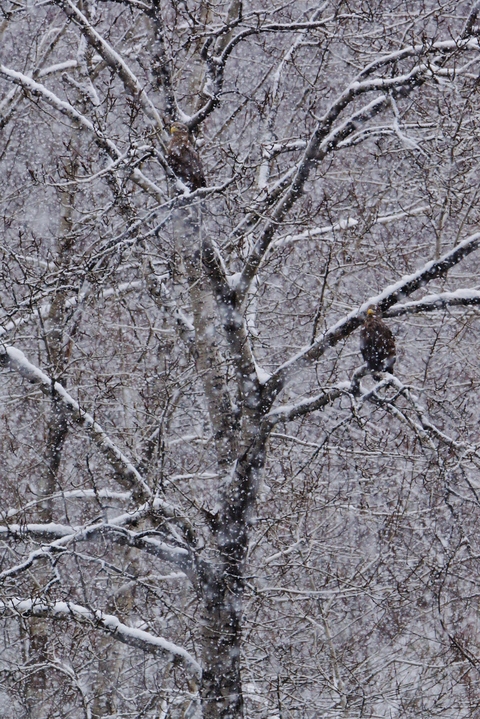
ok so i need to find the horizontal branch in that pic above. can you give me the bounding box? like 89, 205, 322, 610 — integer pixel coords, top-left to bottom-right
386, 289, 480, 316
1, 598, 201, 677
2, 489, 132, 521
271, 204, 429, 250
0, 515, 193, 580
356, 37, 479, 81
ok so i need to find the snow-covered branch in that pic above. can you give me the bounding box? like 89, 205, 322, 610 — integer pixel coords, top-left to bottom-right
271, 205, 429, 250
0, 343, 152, 499
0, 512, 194, 581
266, 385, 349, 426
54, 0, 163, 128
0, 65, 165, 202
2, 489, 131, 521
263, 231, 480, 405
462, 0, 480, 38
0, 598, 201, 677
386, 289, 480, 317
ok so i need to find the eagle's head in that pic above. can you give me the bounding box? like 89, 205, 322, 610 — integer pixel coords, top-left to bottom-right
170, 122, 190, 135
366, 306, 381, 318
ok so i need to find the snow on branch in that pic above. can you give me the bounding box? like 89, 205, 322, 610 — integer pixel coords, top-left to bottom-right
462, 1, 480, 38
271, 204, 429, 250
0, 65, 112, 146
2, 489, 132, 521
356, 37, 480, 81
263, 231, 480, 403
0, 343, 152, 499
266, 384, 350, 426
0, 65, 165, 202
233, 34, 480, 305
0, 514, 194, 581
53, 0, 163, 129
0, 598, 202, 677
264, 366, 372, 425
386, 289, 480, 317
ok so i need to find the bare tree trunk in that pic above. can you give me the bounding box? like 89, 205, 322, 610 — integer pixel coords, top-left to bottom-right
199, 434, 267, 719
91, 579, 137, 718
24, 182, 73, 718
174, 206, 236, 469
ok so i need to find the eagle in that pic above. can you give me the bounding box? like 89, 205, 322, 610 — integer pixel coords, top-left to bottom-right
166, 122, 206, 191
360, 306, 396, 374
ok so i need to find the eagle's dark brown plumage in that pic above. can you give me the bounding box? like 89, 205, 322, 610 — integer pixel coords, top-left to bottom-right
166, 122, 206, 191
360, 306, 396, 374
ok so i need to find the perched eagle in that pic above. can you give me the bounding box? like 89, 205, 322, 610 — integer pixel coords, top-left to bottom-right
360, 306, 396, 374
166, 122, 206, 191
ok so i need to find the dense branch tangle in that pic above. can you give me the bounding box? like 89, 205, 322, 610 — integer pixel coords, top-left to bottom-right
1, 3, 480, 719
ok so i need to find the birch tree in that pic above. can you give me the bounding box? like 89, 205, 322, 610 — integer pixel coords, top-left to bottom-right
1, 1, 480, 718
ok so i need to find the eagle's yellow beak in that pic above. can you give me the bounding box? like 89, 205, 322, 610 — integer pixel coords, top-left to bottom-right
367, 308, 375, 316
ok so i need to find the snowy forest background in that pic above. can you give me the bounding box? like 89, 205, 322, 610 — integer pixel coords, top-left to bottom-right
1, 1, 480, 717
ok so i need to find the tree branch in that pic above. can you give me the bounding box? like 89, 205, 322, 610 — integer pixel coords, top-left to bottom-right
262, 231, 480, 405
53, 0, 164, 129
0, 343, 152, 500
0, 598, 201, 677
386, 289, 480, 316
0, 65, 165, 202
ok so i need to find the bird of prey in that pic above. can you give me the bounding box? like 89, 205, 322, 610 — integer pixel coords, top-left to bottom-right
166, 122, 206, 191
360, 306, 396, 374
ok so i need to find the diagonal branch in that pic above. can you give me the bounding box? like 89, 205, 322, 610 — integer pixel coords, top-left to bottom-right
0, 343, 151, 500
0, 598, 201, 677
234, 83, 421, 306
0, 65, 165, 202
262, 231, 480, 406
53, 0, 163, 129
233, 36, 480, 304
189, 16, 330, 129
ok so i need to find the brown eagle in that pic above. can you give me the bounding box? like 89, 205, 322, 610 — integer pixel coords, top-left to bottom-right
166, 122, 206, 191
360, 306, 396, 374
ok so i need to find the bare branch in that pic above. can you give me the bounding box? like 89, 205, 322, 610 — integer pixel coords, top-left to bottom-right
188, 16, 330, 129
